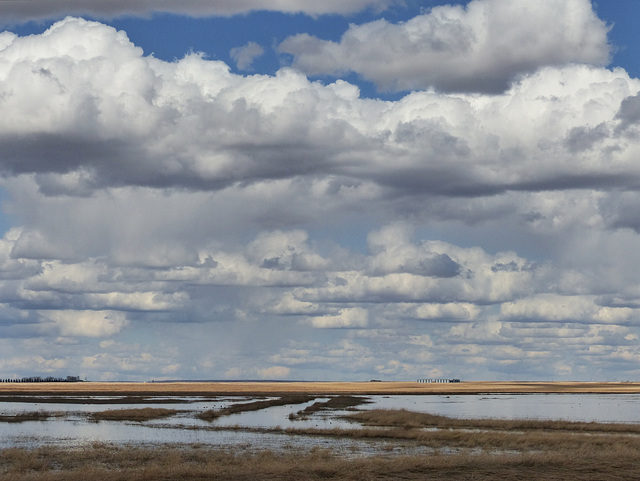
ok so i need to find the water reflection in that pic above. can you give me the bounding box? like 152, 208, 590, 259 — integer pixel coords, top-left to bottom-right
369, 394, 640, 424
2, 393, 640, 451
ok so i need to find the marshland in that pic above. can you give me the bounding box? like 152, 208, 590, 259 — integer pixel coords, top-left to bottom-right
2, 381, 640, 480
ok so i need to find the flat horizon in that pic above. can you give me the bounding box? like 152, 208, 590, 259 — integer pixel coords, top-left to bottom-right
3, 380, 640, 396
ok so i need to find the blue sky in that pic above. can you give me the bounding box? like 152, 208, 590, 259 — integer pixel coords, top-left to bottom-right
5, 4, 427, 100
2, 0, 640, 382
595, 1, 640, 76
8, 1, 639, 97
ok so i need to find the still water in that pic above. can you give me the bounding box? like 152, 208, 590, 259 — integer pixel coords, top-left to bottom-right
1, 393, 639, 450
370, 393, 640, 424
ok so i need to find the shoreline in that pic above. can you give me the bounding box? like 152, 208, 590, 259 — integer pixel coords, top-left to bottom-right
2, 380, 640, 396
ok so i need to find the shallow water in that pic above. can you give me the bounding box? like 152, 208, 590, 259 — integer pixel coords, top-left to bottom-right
368, 393, 640, 424
1, 393, 639, 451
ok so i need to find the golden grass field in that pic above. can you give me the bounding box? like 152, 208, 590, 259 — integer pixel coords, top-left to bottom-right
2, 380, 640, 395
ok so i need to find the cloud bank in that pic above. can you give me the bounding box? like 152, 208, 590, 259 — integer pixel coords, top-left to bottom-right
2, 3, 640, 382
0, 16, 632, 197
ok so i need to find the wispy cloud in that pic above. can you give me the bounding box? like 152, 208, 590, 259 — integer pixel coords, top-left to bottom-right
230, 41, 264, 70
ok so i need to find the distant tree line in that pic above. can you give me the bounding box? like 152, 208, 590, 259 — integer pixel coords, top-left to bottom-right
1, 376, 82, 383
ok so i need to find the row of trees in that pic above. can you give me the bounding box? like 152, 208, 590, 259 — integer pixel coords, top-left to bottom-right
0, 376, 81, 383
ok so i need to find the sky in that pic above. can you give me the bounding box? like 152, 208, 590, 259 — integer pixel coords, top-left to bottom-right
1, 1, 640, 382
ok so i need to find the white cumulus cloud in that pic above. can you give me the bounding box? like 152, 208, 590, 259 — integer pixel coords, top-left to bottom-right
310, 308, 369, 328
279, 0, 611, 93
3, 8, 640, 381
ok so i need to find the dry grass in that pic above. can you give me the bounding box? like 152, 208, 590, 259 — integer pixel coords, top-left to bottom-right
0, 411, 53, 423
3, 408, 640, 479
197, 394, 315, 421
89, 408, 179, 422
3, 380, 640, 397
290, 395, 370, 420
1, 442, 640, 480
284, 409, 640, 458
345, 408, 640, 434
285, 422, 640, 455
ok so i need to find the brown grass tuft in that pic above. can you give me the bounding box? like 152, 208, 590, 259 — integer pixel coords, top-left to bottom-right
0, 411, 53, 423
3, 442, 640, 480
197, 394, 316, 421
89, 408, 178, 422
345, 408, 640, 434
290, 395, 370, 420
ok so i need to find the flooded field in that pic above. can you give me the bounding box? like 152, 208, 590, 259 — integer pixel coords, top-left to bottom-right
4, 385, 640, 480
2, 391, 640, 452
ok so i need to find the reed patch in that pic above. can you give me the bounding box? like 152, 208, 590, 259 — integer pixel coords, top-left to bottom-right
2, 442, 640, 480
289, 395, 370, 420
197, 394, 316, 421
344, 408, 640, 434
89, 408, 179, 422
0, 411, 54, 423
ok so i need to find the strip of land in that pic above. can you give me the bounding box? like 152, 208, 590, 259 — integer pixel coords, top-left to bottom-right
2, 380, 640, 396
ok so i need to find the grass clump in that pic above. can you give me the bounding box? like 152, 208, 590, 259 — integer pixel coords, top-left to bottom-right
345, 408, 640, 434
197, 394, 316, 421
89, 408, 178, 422
290, 395, 370, 420
3, 443, 640, 480
0, 411, 53, 423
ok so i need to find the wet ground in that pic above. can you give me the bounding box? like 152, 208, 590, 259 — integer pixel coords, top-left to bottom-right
2, 392, 640, 456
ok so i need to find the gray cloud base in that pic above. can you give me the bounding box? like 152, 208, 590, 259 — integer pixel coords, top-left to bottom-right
2, 5, 640, 382
0, 0, 395, 22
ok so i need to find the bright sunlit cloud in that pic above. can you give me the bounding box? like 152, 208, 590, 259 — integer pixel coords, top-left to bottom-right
1, 0, 640, 383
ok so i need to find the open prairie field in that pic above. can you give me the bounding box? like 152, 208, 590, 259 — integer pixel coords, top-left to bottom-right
2, 380, 640, 396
